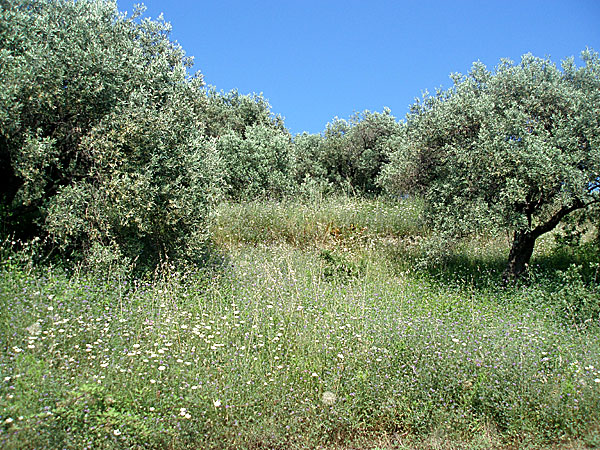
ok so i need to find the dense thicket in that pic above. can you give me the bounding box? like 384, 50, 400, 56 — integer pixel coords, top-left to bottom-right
292, 109, 402, 196
380, 51, 600, 281
0, 0, 224, 270
205, 89, 293, 199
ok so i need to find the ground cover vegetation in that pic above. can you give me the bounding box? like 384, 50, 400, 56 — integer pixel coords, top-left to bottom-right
1, 0, 600, 448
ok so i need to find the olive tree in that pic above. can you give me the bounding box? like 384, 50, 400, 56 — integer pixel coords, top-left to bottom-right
216, 124, 292, 199
291, 109, 401, 196
380, 51, 600, 281
0, 0, 222, 269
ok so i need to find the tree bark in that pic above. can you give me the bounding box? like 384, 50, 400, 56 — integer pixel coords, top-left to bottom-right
502, 199, 589, 284
502, 230, 537, 284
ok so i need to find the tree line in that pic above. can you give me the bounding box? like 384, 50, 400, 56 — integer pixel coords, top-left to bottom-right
1, 0, 598, 280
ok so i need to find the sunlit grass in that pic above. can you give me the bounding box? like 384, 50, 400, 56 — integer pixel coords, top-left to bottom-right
211, 195, 425, 248
1, 197, 599, 449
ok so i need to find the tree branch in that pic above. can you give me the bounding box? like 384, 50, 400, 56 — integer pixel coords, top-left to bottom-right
532, 198, 585, 238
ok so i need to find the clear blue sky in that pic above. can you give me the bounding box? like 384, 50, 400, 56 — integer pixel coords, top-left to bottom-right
117, 0, 599, 135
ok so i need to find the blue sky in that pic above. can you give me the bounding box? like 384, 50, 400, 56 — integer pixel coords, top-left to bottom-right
117, 0, 599, 135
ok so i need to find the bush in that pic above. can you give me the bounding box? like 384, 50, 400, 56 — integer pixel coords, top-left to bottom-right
217, 124, 292, 199
291, 109, 401, 196
0, 0, 222, 270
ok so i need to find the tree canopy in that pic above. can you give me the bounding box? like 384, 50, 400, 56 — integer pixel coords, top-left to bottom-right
380, 50, 600, 281
0, 0, 222, 270
2, 0, 598, 280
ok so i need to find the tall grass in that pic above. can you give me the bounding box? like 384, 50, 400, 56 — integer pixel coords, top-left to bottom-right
1, 197, 599, 449
212, 195, 424, 248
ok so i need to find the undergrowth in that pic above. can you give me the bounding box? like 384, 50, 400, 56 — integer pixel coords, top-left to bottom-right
1, 197, 599, 449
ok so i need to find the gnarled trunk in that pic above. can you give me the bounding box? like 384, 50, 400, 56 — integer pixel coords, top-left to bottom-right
502, 199, 588, 284
502, 230, 537, 284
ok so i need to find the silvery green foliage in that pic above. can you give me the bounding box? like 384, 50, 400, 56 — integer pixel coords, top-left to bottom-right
204, 89, 292, 200
292, 109, 402, 195
217, 124, 292, 199
380, 51, 600, 279
203, 88, 286, 138
0, 0, 223, 269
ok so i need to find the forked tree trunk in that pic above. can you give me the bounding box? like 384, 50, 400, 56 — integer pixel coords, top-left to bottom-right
502, 230, 537, 284
502, 200, 587, 284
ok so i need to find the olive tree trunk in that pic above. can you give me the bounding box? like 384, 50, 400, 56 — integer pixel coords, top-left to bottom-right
502, 230, 537, 283
502, 200, 586, 284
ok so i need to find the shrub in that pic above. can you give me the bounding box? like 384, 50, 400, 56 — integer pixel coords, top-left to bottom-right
291, 109, 401, 196
0, 0, 222, 270
217, 124, 292, 199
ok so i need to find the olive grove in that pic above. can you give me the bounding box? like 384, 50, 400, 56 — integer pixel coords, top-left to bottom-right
380, 51, 600, 281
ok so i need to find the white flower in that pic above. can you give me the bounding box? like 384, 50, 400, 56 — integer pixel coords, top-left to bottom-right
4, 418, 13, 424
158, 365, 166, 371
337, 353, 344, 360
311, 372, 318, 377
321, 391, 336, 405
213, 399, 221, 408
594, 378, 600, 383
113, 429, 121, 436
26, 322, 42, 336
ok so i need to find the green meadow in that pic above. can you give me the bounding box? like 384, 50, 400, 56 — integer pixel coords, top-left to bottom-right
2, 197, 599, 449
2, 2, 599, 448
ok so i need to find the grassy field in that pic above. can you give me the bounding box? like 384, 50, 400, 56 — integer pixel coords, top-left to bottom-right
1, 197, 599, 449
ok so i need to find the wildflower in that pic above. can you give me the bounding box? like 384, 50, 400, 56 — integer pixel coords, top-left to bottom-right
322, 391, 336, 405
213, 399, 221, 407
26, 322, 42, 335
113, 429, 121, 436
158, 365, 166, 371
311, 372, 318, 378
595, 378, 600, 383
4, 418, 13, 425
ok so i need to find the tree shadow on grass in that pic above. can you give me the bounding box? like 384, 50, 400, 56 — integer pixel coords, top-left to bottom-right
386, 239, 599, 293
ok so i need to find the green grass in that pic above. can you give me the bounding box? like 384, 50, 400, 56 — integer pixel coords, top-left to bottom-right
1, 197, 599, 449
211, 195, 425, 247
